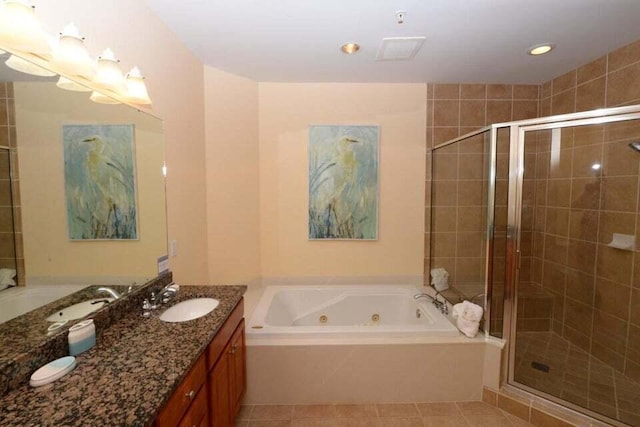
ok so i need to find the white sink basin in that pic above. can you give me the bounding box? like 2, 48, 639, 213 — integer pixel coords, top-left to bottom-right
159, 298, 219, 323
46, 298, 114, 322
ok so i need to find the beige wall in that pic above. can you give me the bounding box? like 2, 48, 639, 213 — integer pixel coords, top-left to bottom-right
35, 0, 208, 284
204, 67, 260, 284
258, 83, 426, 278
14, 82, 166, 282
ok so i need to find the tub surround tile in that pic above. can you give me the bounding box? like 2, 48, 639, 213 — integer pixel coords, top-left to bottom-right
0, 282, 247, 426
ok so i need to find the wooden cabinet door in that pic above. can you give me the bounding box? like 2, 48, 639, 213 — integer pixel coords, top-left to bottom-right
228, 319, 246, 421
208, 349, 230, 427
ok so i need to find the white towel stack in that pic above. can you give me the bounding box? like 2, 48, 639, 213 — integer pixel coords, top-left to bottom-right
430, 268, 449, 291
452, 300, 484, 338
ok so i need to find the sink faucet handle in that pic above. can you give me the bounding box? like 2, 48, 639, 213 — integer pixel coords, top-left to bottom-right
149, 292, 159, 309
142, 299, 151, 317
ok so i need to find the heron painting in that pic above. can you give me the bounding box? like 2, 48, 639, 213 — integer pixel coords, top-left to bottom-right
308, 125, 379, 240
63, 124, 138, 240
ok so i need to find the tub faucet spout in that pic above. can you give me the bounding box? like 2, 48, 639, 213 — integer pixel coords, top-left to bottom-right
414, 292, 448, 315
96, 287, 121, 299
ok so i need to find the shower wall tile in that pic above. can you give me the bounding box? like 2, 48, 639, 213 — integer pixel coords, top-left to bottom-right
552, 70, 577, 94
433, 83, 460, 99
460, 84, 486, 99
487, 84, 512, 100
577, 55, 607, 84
551, 89, 576, 115
608, 39, 640, 72
607, 62, 640, 107
575, 77, 606, 111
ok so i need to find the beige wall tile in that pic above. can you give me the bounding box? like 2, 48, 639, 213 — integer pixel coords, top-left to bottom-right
545, 208, 569, 237
577, 55, 607, 84
416, 403, 460, 417
497, 394, 530, 420
432, 233, 456, 257
568, 209, 599, 242
432, 181, 457, 206
601, 176, 638, 212
253, 406, 295, 420
608, 39, 640, 72
458, 154, 485, 180
433, 207, 457, 232
434, 84, 460, 100
606, 62, 640, 106
541, 81, 552, 99
487, 84, 512, 100
567, 239, 597, 272
551, 89, 576, 115
595, 277, 632, 319
565, 268, 595, 305
547, 179, 571, 207
486, 101, 512, 123
512, 101, 539, 120
461, 84, 486, 100
460, 100, 486, 127
575, 77, 606, 111
458, 181, 484, 206
433, 154, 458, 180
570, 179, 600, 210
433, 127, 459, 145
513, 85, 539, 100
596, 244, 633, 285
603, 140, 639, 176
598, 211, 635, 244
552, 70, 577, 94
433, 100, 460, 126
544, 235, 568, 264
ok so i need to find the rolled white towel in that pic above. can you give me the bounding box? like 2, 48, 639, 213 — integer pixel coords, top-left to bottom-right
430, 268, 449, 292
0, 268, 16, 290
452, 301, 483, 338
461, 300, 483, 323
456, 317, 480, 338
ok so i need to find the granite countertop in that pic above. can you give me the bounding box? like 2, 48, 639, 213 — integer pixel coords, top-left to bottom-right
0, 285, 246, 427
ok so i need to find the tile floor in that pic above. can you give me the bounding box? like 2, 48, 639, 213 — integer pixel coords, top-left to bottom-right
515, 331, 640, 426
234, 402, 535, 427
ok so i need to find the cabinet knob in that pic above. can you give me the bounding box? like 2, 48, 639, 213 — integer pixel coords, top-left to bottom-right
229, 344, 237, 354
186, 389, 195, 400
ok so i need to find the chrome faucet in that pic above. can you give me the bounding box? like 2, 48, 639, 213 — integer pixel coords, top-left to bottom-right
96, 286, 121, 299
414, 292, 449, 315
142, 283, 179, 316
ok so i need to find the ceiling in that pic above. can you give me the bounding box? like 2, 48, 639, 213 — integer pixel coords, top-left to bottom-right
146, 0, 640, 84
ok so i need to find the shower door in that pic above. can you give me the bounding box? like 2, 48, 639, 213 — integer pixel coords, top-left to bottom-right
508, 114, 640, 426
0, 147, 17, 288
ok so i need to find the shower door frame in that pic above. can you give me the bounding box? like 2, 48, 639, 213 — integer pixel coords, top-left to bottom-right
502, 105, 640, 426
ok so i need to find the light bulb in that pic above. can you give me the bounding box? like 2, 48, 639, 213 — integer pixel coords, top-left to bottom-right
93, 48, 125, 94
125, 66, 152, 105
0, 0, 49, 54
50, 23, 94, 77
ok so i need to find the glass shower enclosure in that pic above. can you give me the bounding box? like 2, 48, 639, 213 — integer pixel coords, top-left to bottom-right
430, 105, 640, 426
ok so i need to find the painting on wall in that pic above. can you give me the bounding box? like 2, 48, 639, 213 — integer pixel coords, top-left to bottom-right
63, 124, 138, 240
308, 125, 379, 240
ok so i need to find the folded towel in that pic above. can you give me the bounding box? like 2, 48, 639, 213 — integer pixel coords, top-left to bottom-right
0, 268, 16, 290
430, 268, 449, 291
452, 301, 484, 337
456, 317, 480, 338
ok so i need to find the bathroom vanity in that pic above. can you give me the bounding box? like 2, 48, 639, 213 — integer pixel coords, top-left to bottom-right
0, 280, 247, 427
155, 299, 246, 427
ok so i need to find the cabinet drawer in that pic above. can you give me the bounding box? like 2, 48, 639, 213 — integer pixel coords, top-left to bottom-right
156, 353, 207, 427
178, 386, 208, 427
207, 299, 244, 370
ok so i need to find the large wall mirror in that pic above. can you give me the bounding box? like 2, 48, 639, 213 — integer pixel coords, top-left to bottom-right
0, 49, 167, 324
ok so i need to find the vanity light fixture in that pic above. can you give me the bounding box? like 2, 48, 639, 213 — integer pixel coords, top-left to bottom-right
527, 43, 555, 56
89, 90, 121, 105
341, 42, 360, 54
56, 76, 91, 92
0, 0, 49, 54
93, 48, 125, 93
51, 23, 94, 78
5, 54, 56, 76
124, 66, 152, 105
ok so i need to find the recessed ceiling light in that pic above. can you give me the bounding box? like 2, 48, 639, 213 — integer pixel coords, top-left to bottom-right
341, 43, 360, 54
527, 43, 555, 56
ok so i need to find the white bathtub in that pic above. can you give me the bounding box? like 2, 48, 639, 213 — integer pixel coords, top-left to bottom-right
247, 285, 459, 340
0, 285, 86, 323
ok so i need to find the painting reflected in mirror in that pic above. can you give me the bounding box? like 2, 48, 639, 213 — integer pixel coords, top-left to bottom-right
0, 50, 167, 325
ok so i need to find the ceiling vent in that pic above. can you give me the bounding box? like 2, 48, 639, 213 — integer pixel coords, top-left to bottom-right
375, 37, 426, 61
